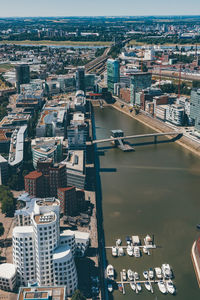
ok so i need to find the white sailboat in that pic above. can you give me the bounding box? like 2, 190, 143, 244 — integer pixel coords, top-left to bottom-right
112, 246, 118, 257
166, 280, 175, 294
127, 269, 134, 281
106, 265, 114, 280
158, 281, 167, 294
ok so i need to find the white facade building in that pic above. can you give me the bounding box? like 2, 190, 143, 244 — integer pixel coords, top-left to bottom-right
12, 197, 78, 295
13, 226, 35, 286
0, 263, 17, 291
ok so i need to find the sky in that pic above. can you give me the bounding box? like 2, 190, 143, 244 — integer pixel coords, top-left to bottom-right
0, 0, 200, 17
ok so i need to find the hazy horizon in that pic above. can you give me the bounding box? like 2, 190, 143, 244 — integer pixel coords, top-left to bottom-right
1, 0, 200, 18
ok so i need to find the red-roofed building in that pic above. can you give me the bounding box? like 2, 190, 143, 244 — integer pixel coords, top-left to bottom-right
24, 171, 44, 197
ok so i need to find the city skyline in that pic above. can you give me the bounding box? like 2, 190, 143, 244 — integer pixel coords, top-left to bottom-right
1, 0, 200, 17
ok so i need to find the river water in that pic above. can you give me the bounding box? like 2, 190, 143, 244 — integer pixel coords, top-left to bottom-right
94, 106, 200, 300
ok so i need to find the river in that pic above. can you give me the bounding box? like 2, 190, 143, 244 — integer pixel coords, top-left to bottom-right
94, 106, 200, 300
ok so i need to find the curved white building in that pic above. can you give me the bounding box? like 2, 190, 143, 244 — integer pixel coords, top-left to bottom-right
53, 245, 78, 295
12, 226, 35, 286
32, 211, 59, 286
60, 229, 76, 256
0, 263, 17, 291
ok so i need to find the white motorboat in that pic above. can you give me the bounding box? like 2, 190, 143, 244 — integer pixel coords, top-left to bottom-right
136, 283, 142, 292
143, 246, 148, 254
112, 246, 118, 257
155, 267, 162, 279
127, 269, 134, 281
130, 282, 136, 291
143, 270, 148, 279
161, 264, 172, 279
134, 246, 140, 257
144, 234, 153, 246
144, 281, 151, 291
134, 272, 139, 280
127, 245, 134, 256
158, 281, 167, 294
106, 265, 114, 280
148, 268, 154, 279
166, 280, 175, 294
118, 247, 124, 256
116, 238, 122, 246
122, 269, 127, 281
108, 283, 113, 292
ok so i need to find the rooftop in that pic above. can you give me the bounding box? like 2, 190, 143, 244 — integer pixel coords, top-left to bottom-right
25, 170, 43, 180
53, 244, 71, 260
0, 263, 16, 279
34, 212, 56, 225
18, 286, 66, 300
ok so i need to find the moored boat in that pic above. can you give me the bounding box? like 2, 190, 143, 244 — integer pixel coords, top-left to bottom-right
144, 281, 151, 291
143, 270, 148, 279
118, 247, 124, 256
127, 245, 134, 256
127, 269, 134, 281
143, 246, 148, 254
158, 281, 167, 294
112, 246, 118, 257
130, 282, 136, 291
134, 272, 139, 280
136, 282, 142, 292
134, 246, 140, 257
166, 280, 175, 294
116, 238, 122, 246
108, 283, 113, 292
155, 267, 162, 279
106, 264, 114, 280
148, 268, 154, 279
118, 283, 123, 292
122, 269, 127, 281
161, 264, 172, 279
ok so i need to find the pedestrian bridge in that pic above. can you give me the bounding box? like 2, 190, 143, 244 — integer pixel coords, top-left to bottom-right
92, 131, 183, 144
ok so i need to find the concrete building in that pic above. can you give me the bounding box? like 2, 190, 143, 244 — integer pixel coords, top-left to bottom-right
156, 105, 168, 121
166, 104, 185, 126
36, 108, 67, 138
130, 72, 152, 105
12, 198, 78, 295
107, 59, 120, 93
67, 124, 87, 150
0, 263, 17, 291
17, 286, 67, 300
25, 159, 66, 198
76, 67, 85, 93
190, 89, 200, 131
31, 137, 63, 168
8, 125, 27, 168
0, 155, 8, 185
62, 151, 86, 189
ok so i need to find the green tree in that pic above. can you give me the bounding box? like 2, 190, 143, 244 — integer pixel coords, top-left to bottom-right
0, 222, 4, 237
71, 290, 86, 300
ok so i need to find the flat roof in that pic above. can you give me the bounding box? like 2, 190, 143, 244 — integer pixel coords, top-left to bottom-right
34, 212, 56, 225
25, 170, 42, 180
18, 286, 66, 300
53, 244, 71, 260
63, 150, 84, 172
13, 226, 34, 234
0, 263, 16, 279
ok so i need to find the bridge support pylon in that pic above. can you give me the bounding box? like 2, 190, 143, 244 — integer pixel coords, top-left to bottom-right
154, 136, 157, 144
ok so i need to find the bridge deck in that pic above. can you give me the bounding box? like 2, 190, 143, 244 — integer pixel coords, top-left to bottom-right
93, 131, 182, 144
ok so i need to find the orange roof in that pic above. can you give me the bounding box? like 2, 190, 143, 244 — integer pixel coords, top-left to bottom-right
58, 186, 75, 192
25, 171, 43, 180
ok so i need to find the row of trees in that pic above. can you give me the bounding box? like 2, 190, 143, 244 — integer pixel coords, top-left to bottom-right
160, 82, 191, 96
0, 186, 15, 217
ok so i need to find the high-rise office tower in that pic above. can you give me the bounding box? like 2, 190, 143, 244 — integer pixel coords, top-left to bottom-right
107, 59, 120, 93
130, 72, 152, 105
76, 67, 85, 93
15, 64, 30, 93
190, 89, 200, 131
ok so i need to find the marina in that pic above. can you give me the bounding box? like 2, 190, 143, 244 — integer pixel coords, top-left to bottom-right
106, 265, 175, 296
105, 235, 156, 257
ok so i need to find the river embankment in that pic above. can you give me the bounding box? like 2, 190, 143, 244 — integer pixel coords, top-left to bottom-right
112, 100, 200, 158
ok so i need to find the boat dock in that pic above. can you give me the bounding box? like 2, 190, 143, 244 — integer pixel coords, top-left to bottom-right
117, 278, 173, 295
